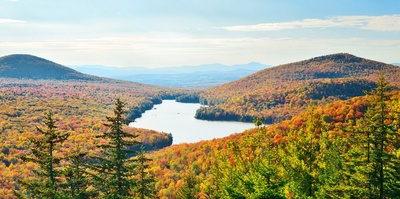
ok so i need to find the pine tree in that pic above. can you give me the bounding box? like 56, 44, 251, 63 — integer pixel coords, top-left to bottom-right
15, 111, 69, 199
133, 145, 156, 199
92, 98, 140, 199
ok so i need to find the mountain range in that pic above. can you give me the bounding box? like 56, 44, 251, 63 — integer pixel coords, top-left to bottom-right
70, 62, 270, 88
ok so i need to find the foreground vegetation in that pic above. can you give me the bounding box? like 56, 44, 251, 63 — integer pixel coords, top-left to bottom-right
15, 99, 156, 198
149, 75, 399, 198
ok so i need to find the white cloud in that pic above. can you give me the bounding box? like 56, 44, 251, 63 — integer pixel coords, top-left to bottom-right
222, 15, 400, 32
0, 18, 25, 23
1, 36, 399, 67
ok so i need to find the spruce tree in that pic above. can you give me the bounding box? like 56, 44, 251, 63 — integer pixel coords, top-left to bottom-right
61, 146, 96, 199
92, 98, 140, 199
282, 107, 347, 198
15, 111, 69, 199
282, 107, 320, 197
211, 120, 285, 199
176, 170, 200, 199
362, 74, 400, 198
133, 145, 156, 199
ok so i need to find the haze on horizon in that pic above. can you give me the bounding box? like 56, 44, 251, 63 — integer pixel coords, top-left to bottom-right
0, 0, 399, 68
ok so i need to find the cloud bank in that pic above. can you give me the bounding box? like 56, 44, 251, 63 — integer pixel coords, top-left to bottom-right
222, 15, 400, 32
0, 18, 25, 23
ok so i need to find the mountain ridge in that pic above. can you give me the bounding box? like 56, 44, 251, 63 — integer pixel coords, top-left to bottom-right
196, 53, 400, 123
0, 54, 102, 81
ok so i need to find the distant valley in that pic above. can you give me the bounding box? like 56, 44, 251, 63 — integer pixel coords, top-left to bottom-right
70, 62, 270, 88
1, 53, 399, 198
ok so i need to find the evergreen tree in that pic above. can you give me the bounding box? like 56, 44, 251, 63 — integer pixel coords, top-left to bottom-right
15, 111, 69, 199
61, 146, 97, 199
210, 120, 285, 199
133, 145, 156, 199
177, 170, 200, 199
334, 119, 371, 198
339, 75, 400, 198
362, 74, 400, 198
92, 98, 140, 199
282, 107, 320, 197
282, 107, 348, 198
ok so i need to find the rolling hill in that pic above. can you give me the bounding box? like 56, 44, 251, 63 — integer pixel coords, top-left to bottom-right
0, 54, 101, 80
196, 53, 400, 123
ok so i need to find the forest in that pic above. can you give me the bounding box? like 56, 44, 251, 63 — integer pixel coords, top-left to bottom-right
148, 75, 400, 198
0, 78, 180, 198
195, 53, 400, 124
4, 75, 399, 199
0, 53, 399, 198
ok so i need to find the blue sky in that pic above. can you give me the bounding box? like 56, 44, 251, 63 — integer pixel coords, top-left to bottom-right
1, 0, 399, 67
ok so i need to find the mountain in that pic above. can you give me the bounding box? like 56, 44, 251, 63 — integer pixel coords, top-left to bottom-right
393, 63, 400, 66
70, 62, 270, 88
196, 53, 400, 123
0, 54, 100, 80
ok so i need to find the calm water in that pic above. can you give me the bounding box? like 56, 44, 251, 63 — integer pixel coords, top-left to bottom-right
129, 100, 255, 144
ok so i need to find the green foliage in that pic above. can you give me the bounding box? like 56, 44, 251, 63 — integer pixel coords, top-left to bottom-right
357, 74, 400, 198
210, 121, 286, 199
176, 171, 200, 199
132, 146, 156, 199
61, 147, 97, 199
91, 98, 141, 199
15, 111, 70, 199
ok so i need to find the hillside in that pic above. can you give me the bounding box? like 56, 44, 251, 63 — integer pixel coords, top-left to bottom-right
149, 88, 400, 198
0, 54, 101, 80
196, 53, 400, 123
0, 78, 182, 197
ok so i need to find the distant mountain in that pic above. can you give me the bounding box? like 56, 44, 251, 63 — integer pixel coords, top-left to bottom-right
196, 53, 400, 123
70, 62, 270, 88
0, 54, 100, 80
393, 63, 400, 66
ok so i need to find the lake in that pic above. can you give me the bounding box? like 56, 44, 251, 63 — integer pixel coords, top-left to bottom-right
129, 100, 255, 144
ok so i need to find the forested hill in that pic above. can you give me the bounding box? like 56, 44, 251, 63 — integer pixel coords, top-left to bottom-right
0, 54, 103, 81
196, 53, 400, 123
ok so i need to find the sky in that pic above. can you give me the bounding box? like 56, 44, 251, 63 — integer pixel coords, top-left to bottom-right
0, 0, 399, 68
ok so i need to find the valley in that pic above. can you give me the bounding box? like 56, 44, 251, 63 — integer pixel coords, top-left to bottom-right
130, 100, 254, 144
0, 53, 399, 198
